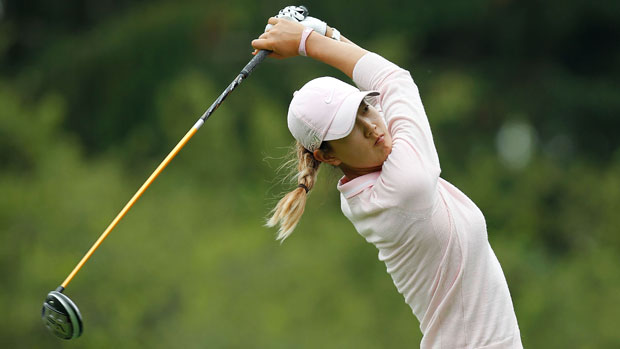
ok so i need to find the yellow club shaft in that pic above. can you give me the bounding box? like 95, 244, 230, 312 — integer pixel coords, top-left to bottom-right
61, 125, 199, 289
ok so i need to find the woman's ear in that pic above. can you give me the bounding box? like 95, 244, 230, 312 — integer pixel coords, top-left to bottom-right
313, 148, 341, 166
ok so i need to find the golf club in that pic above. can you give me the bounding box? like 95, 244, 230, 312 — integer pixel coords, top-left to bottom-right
41, 5, 310, 340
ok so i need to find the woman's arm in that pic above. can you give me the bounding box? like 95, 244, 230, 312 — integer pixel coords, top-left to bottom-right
251, 17, 367, 78
325, 26, 359, 47
253, 17, 441, 205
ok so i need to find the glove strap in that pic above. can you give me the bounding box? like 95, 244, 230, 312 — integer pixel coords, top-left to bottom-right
298, 27, 314, 56
330, 27, 341, 41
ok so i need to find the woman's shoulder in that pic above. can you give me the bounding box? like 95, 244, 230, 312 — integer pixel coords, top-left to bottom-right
373, 143, 441, 211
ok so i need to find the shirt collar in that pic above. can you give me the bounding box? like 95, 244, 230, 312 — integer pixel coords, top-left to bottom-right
337, 171, 381, 199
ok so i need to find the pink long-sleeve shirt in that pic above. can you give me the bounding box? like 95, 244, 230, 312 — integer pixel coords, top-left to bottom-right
337, 52, 522, 348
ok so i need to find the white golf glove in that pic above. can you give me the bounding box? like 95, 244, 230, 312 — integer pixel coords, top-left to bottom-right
265, 6, 327, 36
299, 17, 327, 36
277, 5, 307, 22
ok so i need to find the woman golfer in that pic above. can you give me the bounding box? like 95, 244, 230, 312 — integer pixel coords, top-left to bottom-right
252, 14, 522, 348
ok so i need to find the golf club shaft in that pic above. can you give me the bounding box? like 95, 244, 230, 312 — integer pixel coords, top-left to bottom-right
61, 126, 198, 288
60, 50, 270, 289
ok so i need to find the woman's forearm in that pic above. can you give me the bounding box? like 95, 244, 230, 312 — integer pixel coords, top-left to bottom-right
305, 31, 368, 79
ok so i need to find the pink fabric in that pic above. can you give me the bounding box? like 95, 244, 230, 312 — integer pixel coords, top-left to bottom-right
337, 52, 523, 348
298, 27, 314, 56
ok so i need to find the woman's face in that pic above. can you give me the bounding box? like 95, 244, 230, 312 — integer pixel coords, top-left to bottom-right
317, 101, 393, 178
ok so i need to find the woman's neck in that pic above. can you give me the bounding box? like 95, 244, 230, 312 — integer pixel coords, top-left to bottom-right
340, 164, 382, 181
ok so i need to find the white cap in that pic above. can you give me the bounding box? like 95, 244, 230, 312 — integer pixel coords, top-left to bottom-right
287, 77, 380, 151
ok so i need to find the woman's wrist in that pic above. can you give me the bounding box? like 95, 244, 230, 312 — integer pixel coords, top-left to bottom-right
325, 25, 355, 46
298, 27, 314, 56
324, 26, 341, 41
326, 26, 333, 38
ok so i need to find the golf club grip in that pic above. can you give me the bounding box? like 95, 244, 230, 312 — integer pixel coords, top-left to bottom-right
240, 49, 271, 78
240, 5, 310, 77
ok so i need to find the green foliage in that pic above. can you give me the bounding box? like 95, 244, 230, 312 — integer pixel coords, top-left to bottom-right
1, 0, 619, 347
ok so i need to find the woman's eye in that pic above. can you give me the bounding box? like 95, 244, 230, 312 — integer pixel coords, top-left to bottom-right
363, 105, 369, 112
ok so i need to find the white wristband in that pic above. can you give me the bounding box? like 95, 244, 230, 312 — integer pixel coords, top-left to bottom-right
330, 27, 341, 41
298, 27, 314, 56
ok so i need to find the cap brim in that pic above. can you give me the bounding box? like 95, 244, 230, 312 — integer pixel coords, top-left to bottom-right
324, 90, 380, 141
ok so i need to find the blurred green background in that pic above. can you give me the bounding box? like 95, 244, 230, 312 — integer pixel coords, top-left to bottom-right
1, 0, 619, 347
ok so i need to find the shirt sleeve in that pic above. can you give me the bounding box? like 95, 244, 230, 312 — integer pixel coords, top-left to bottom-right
352, 52, 441, 212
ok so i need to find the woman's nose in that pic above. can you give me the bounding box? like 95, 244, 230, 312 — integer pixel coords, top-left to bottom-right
363, 121, 377, 137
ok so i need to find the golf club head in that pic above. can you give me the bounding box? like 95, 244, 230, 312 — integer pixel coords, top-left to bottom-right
41, 289, 83, 340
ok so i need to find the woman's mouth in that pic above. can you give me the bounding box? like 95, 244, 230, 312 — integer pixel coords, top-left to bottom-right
375, 135, 384, 145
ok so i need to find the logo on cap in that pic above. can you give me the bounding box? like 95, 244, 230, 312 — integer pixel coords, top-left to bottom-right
324, 87, 335, 104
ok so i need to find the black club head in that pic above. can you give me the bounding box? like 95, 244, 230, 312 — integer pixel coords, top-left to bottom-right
41, 290, 83, 340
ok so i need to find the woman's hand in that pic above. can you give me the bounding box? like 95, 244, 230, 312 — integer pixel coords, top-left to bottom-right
251, 17, 307, 59
252, 15, 367, 78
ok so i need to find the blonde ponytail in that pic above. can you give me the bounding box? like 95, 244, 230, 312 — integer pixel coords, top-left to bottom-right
266, 141, 322, 241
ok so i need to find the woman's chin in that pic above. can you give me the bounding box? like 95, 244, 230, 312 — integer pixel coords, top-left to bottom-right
383, 144, 393, 159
